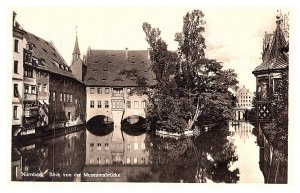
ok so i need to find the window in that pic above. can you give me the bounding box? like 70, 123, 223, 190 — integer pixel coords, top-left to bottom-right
14, 61, 18, 74
67, 112, 71, 120
134, 143, 139, 150
104, 143, 109, 151
105, 101, 109, 108
90, 100, 94, 108
141, 101, 146, 108
127, 143, 131, 151
89, 143, 94, 151
97, 88, 102, 94
273, 78, 281, 94
126, 101, 131, 108
141, 143, 146, 150
97, 100, 101, 108
37, 84, 41, 93
90, 87, 95, 94
52, 91, 56, 102
60, 92, 63, 101
64, 93, 67, 102
43, 84, 47, 92
127, 88, 131, 93
13, 84, 19, 98
134, 101, 139, 109
105, 88, 110, 94
13, 106, 18, 119
97, 143, 101, 150
25, 85, 29, 94
70, 94, 73, 102
14, 39, 19, 52
112, 101, 123, 109
133, 157, 138, 164
24, 67, 33, 78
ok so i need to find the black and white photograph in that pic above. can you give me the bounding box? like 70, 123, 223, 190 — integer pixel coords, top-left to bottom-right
3, 0, 297, 189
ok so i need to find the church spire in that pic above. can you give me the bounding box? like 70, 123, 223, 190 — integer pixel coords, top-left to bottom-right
72, 26, 80, 63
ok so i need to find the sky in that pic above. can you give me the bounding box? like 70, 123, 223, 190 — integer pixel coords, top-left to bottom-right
1, 1, 300, 191
10, 6, 287, 92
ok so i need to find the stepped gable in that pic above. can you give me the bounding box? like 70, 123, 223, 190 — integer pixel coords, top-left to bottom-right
84, 49, 156, 87
24, 31, 76, 79
253, 19, 289, 74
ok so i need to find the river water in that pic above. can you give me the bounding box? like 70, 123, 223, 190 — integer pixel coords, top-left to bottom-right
11, 121, 264, 183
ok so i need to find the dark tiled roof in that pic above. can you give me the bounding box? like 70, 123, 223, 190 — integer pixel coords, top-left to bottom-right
253, 23, 289, 74
84, 49, 156, 87
24, 31, 77, 79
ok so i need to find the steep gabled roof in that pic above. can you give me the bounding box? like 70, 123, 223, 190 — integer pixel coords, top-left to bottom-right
84, 49, 156, 87
24, 31, 77, 79
253, 19, 289, 74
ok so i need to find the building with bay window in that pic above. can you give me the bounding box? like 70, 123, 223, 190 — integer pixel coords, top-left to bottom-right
12, 11, 87, 137
23, 31, 86, 131
83, 46, 155, 130
252, 12, 289, 121
252, 11, 289, 183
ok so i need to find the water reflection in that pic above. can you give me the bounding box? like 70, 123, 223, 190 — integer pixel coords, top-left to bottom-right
12, 130, 86, 181
140, 123, 240, 183
83, 126, 150, 182
12, 121, 264, 183
228, 121, 264, 183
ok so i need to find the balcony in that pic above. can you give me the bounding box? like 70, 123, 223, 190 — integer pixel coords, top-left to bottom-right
24, 93, 36, 101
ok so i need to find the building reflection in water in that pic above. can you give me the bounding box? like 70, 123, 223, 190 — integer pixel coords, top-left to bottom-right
228, 121, 264, 183
12, 121, 265, 183
83, 125, 150, 182
11, 130, 86, 181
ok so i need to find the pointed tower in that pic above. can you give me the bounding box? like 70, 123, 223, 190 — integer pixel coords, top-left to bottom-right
72, 32, 81, 64
70, 29, 87, 81
252, 11, 289, 121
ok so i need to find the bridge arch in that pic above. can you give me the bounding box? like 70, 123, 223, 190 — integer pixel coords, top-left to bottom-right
121, 115, 146, 125
87, 115, 114, 125
86, 115, 114, 136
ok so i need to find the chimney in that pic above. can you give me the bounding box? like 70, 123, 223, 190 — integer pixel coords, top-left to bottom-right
13, 11, 17, 27
147, 48, 151, 60
125, 48, 128, 59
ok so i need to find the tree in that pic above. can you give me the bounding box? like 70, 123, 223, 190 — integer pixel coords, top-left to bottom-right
121, 10, 238, 132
